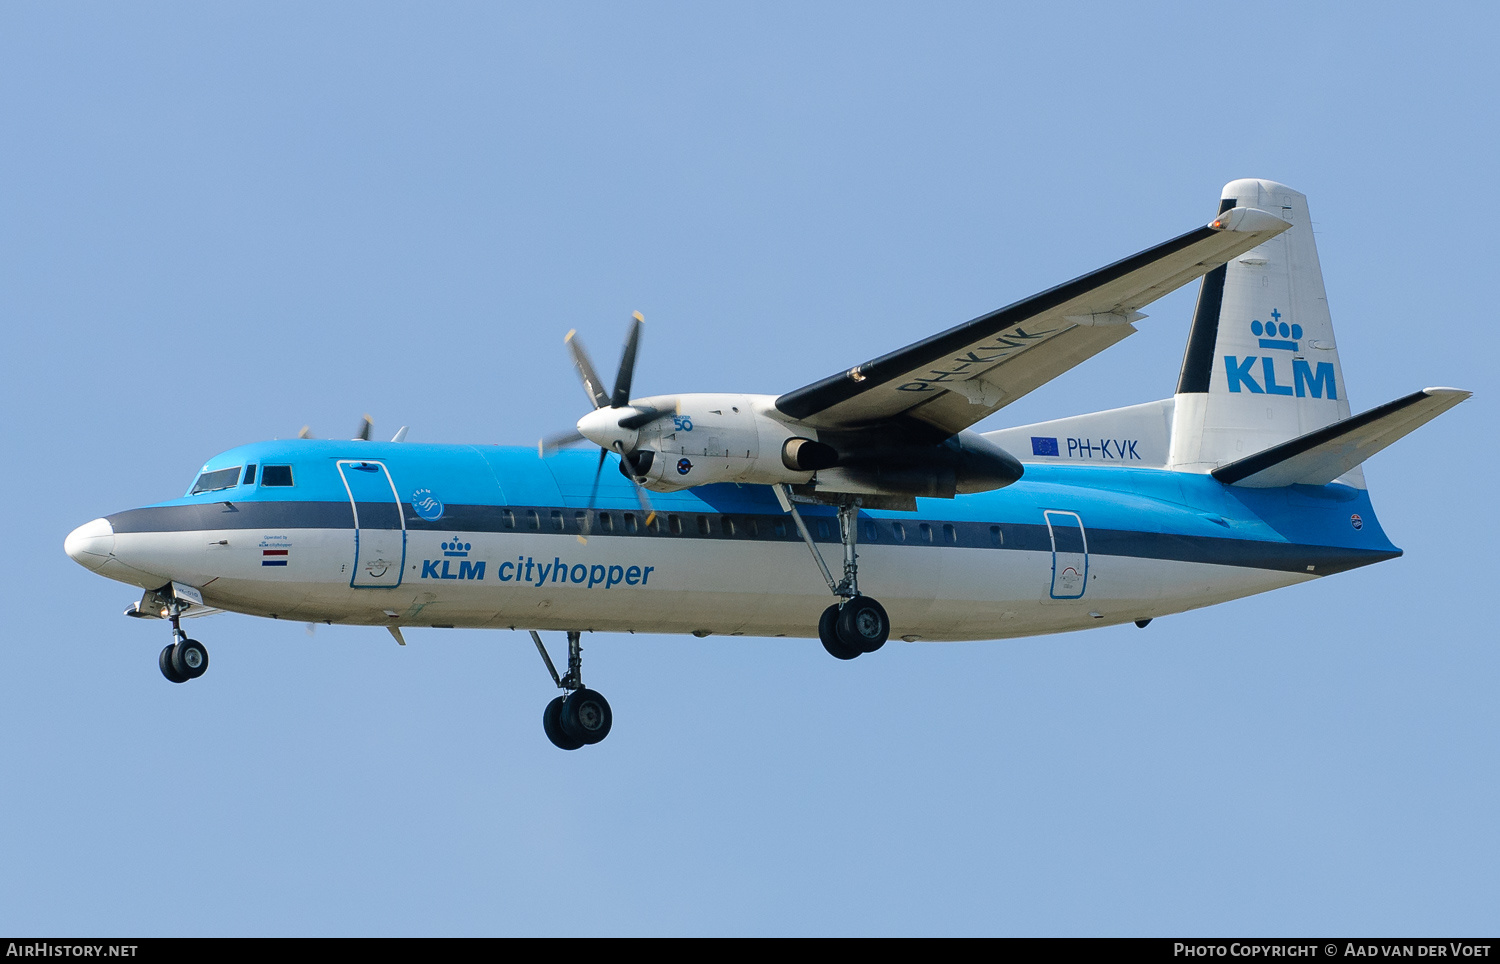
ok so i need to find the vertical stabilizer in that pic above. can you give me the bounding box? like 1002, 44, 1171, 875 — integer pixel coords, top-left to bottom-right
1168, 180, 1358, 482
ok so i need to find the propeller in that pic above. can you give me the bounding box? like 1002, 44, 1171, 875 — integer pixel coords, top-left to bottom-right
541, 312, 674, 541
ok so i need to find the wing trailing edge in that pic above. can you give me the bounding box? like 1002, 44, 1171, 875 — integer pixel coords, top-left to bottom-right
774, 205, 1291, 433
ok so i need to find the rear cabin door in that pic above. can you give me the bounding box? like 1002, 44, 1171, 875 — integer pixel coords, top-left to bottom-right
1044, 510, 1088, 599
337, 460, 406, 588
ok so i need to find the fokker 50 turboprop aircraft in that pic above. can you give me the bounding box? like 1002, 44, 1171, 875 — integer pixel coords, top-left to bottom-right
65, 179, 1469, 750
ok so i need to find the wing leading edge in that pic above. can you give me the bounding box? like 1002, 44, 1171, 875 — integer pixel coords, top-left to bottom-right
774, 206, 1291, 435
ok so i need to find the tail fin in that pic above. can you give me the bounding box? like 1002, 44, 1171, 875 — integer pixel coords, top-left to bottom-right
1168, 179, 1358, 478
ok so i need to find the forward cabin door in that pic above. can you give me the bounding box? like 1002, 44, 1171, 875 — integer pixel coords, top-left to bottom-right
337, 460, 406, 588
1044, 510, 1088, 599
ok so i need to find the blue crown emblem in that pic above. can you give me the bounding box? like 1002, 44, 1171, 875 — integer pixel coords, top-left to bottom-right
441, 540, 471, 558
1250, 308, 1301, 351
410, 488, 444, 521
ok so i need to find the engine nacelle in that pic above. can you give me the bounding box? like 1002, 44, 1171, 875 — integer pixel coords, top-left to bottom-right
631, 394, 818, 491
622, 393, 1022, 500
810, 432, 1023, 499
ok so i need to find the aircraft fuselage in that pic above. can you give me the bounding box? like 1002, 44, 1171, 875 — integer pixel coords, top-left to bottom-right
66, 439, 1400, 643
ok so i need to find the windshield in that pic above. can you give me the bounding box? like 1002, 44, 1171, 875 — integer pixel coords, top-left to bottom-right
190, 466, 241, 495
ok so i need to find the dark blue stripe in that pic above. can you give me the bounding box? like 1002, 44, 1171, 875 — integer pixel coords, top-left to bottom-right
107, 501, 1397, 576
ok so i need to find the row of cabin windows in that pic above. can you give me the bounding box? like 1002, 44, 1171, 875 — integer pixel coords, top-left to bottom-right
494, 508, 1006, 547
190, 464, 294, 495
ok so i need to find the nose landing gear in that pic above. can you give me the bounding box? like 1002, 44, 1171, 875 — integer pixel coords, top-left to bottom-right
158, 599, 210, 683
531, 630, 613, 750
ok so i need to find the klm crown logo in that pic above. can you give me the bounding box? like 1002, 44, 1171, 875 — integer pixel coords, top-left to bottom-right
1222, 307, 1337, 400
1250, 308, 1302, 351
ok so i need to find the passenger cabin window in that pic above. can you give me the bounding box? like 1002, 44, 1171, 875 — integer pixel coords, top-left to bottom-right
892, 522, 906, 543
526, 510, 539, 531
943, 524, 957, 545
623, 513, 637, 534
261, 465, 294, 487
696, 515, 710, 536
919, 523, 933, 544
550, 510, 563, 531
669, 515, 683, 536
990, 525, 1004, 546
242, 464, 257, 485
864, 521, 877, 541
723, 518, 737, 537
191, 467, 241, 495
502, 509, 515, 529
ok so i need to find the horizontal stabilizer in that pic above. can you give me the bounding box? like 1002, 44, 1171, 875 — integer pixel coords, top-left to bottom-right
1211, 388, 1471, 487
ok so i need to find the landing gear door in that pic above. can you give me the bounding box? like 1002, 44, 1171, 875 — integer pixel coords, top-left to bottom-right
1044, 510, 1088, 600
337, 460, 406, 589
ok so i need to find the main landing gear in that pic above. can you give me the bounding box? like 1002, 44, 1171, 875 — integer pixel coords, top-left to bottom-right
531, 630, 612, 750
776, 486, 891, 660
158, 598, 209, 684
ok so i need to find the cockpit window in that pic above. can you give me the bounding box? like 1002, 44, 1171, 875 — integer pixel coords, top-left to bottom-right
242, 464, 257, 485
261, 465, 294, 487
190, 467, 241, 495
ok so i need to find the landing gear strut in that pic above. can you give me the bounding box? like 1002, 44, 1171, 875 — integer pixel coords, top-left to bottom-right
158, 598, 209, 683
531, 630, 612, 750
776, 486, 891, 660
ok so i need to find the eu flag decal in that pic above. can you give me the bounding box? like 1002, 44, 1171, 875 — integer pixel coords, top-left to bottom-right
1031, 437, 1059, 456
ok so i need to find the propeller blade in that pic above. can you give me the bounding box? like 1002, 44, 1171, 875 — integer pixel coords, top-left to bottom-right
356, 415, 373, 441
297, 426, 314, 439
577, 449, 607, 544
538, 429, 587, 458
566, 330, 610, 410
617, 405, 674, 430
632, 479, 657, 526
610, 311, 644, 409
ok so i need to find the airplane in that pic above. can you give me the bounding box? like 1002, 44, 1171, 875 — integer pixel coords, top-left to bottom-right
64, 178, 1469, 750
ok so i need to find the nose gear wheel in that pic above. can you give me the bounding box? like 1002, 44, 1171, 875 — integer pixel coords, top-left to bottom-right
157, 592, 211, 683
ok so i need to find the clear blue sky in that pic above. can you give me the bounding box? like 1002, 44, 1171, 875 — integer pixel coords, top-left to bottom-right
2, 2, 1494, 936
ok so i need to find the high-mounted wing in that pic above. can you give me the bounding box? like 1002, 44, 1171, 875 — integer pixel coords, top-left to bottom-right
774, 206, 1291, 434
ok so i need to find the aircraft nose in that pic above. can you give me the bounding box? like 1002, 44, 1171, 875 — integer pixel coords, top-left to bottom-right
64, 517, 115, 571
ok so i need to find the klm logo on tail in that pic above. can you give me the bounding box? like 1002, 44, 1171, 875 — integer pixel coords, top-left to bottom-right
1223, 309, 1337, 399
